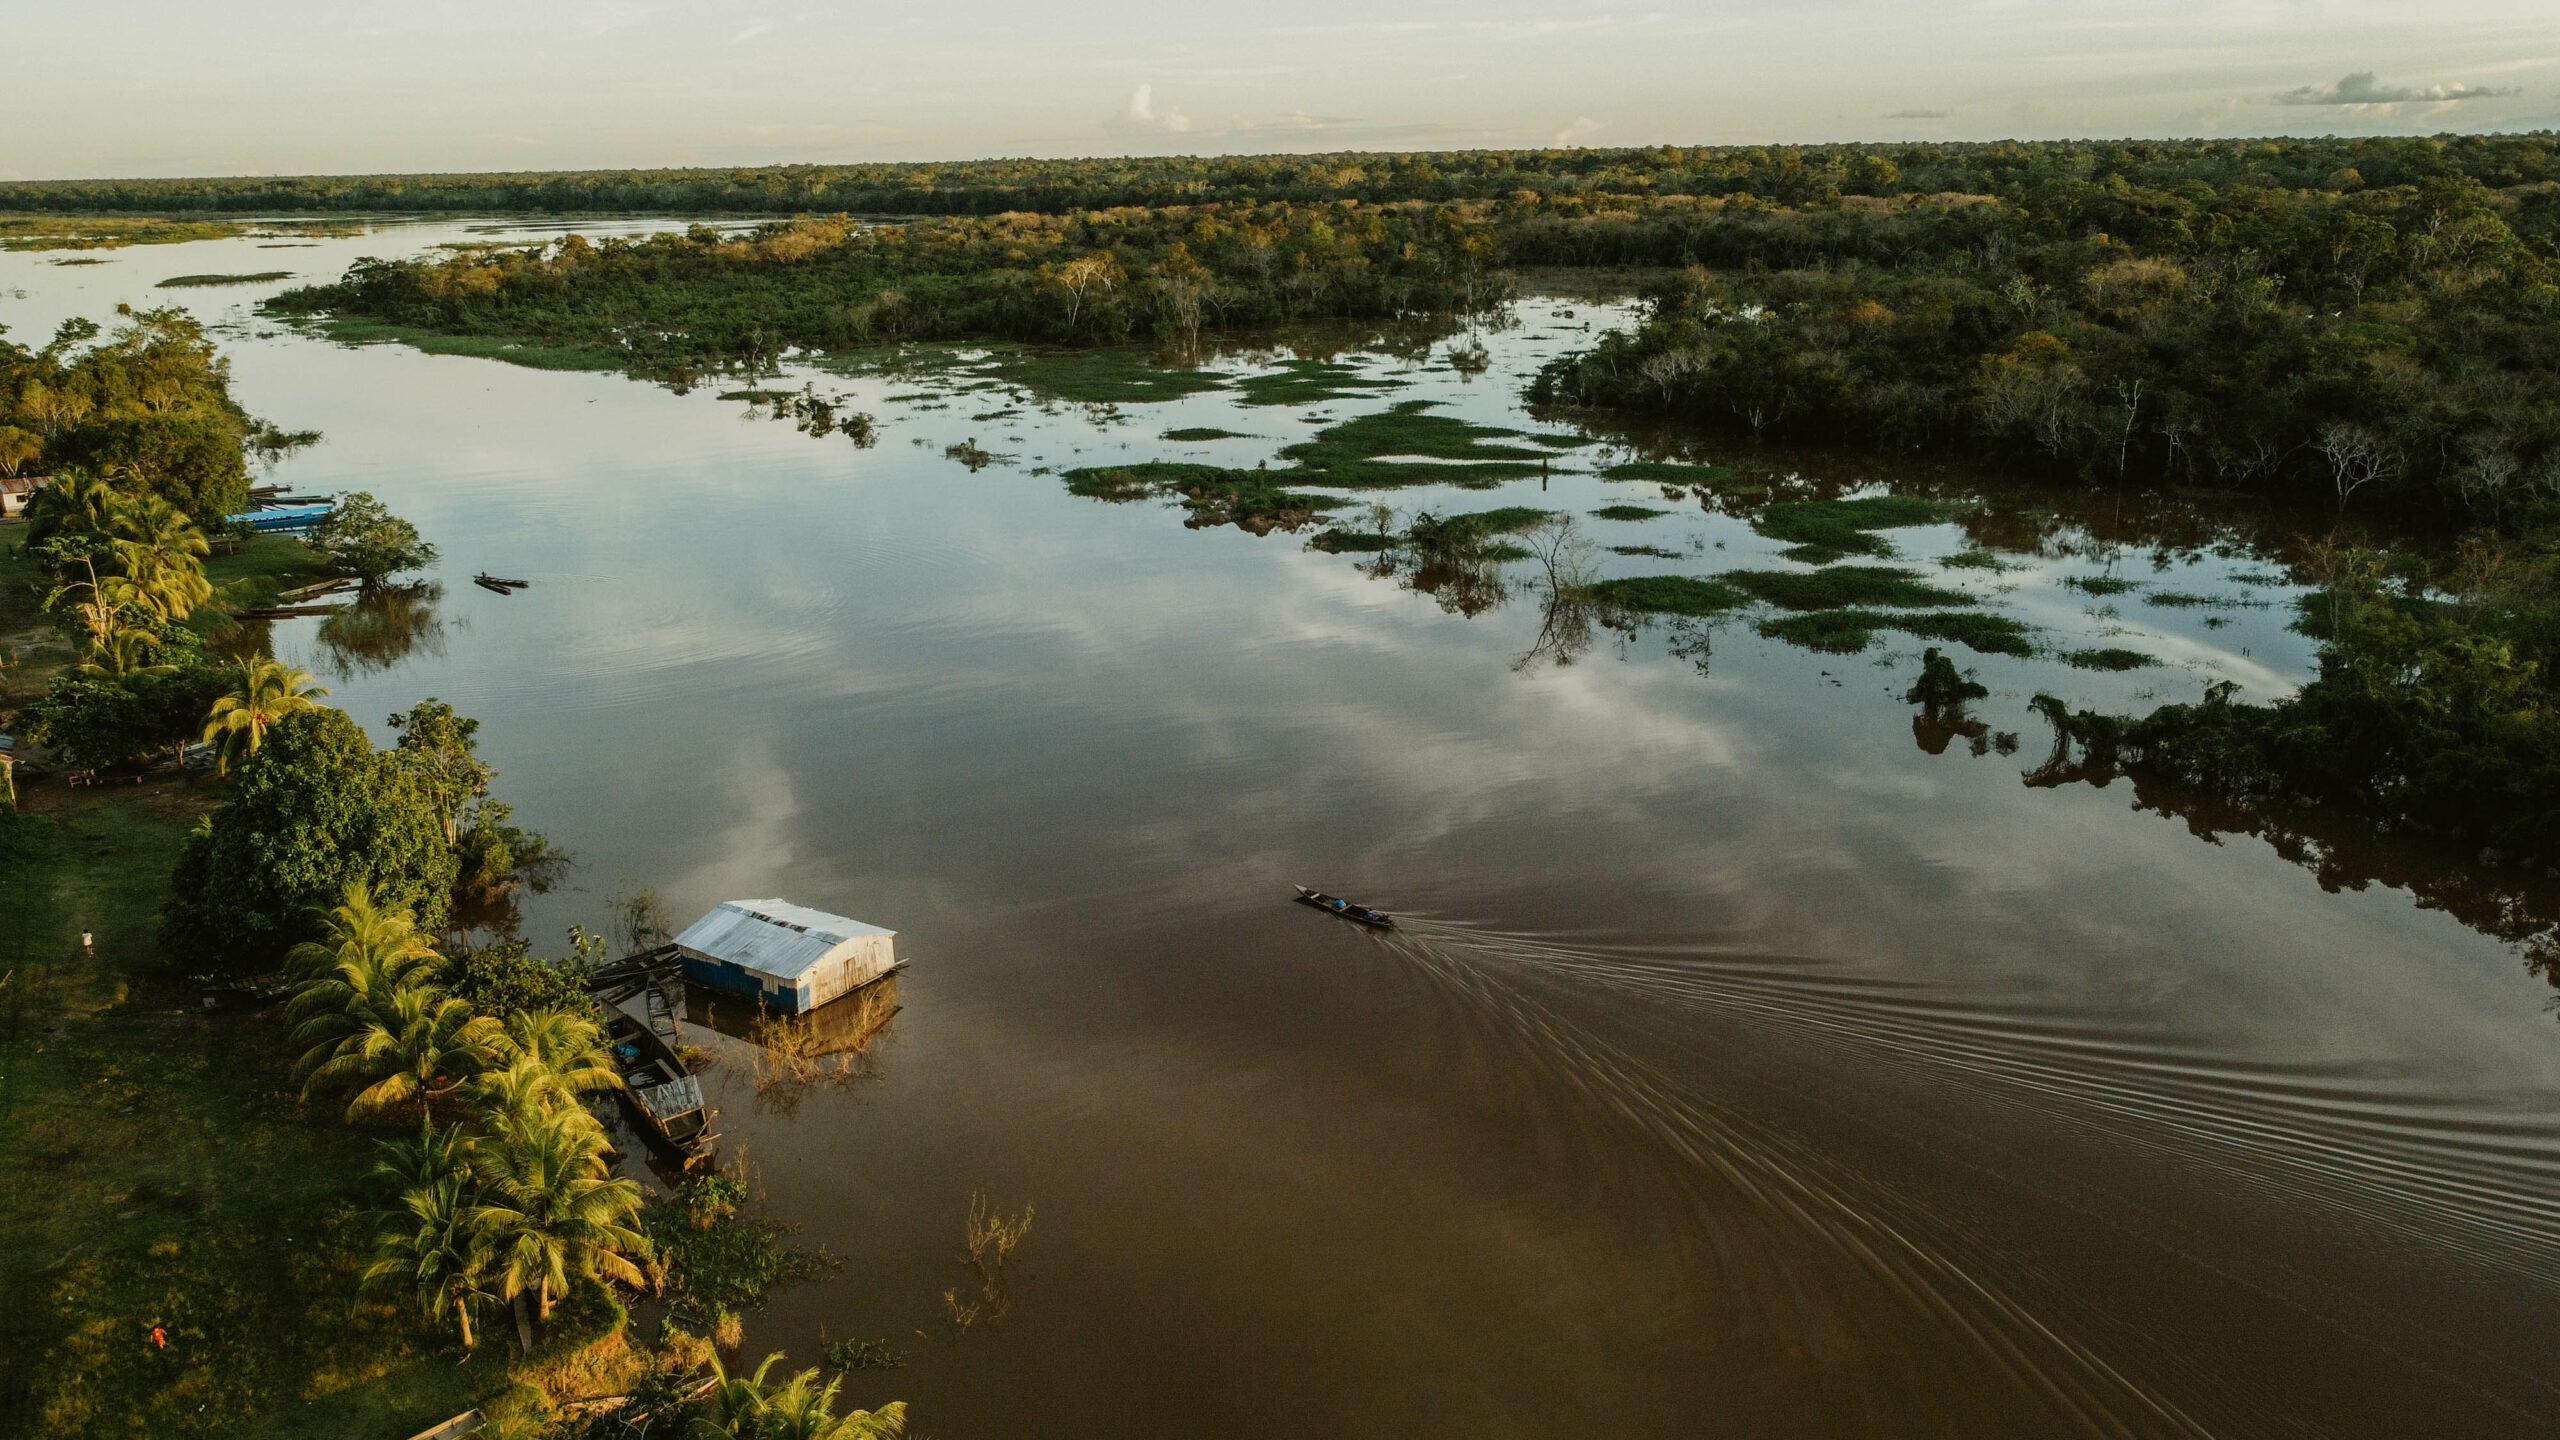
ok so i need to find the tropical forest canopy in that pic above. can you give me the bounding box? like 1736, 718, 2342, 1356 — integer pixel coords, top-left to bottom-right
4, 134, 2558, 215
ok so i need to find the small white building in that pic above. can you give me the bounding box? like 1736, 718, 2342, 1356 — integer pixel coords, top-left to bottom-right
0, 475, 51, 520
673, 898, 897, 1014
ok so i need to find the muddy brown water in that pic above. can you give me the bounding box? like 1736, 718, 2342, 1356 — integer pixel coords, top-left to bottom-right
9, 222, 2560, 1438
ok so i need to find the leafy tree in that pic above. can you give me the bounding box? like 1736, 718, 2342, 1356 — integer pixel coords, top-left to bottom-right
164, 707, 460, 967
202, 658, 330, 773
69, 414, 250, 523
387, 699, 491, 844
21, 662, 229, 773
309, 491, 437, 585
445, 938, 598, 1022
0, 425, 40, 477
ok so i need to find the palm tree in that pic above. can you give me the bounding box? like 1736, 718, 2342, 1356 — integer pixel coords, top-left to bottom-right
363, 1171, 497, 1349
695, 1351, 788, 1439
470, 1055, 612, 1139
72, 627, 170, 680
22, 467, 119, 548
471, 1110, 648, 1321
494, 1006, 621, 1103
295, 984, 499, 1123
287, 882, 442, 986
202, 658, 330, 773
759, 1370, 907, 1440
373, 1116, 476, 1193
107, 494, 212, 621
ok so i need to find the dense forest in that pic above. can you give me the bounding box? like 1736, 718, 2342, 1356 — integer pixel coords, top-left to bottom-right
0, 307, 297, 523
267, 204, 1512, 371
4, 135, 2557, 216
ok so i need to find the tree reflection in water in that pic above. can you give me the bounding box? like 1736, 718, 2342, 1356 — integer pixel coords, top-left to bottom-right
315, 580, 450, 679
1933, 682, 2560, 999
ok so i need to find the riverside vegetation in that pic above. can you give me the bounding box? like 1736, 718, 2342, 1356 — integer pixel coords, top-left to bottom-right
229, 133, 2560, 898
0, 339, 896, 1434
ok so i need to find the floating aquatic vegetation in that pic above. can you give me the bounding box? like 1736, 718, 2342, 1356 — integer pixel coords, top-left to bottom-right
1276, 400, 1555, 487
2067, 647, 2159, 671
1591, 505, 1667, 521
982, 347, 1225, 404
1758, 608, 2034, 656
1751, 495, 1971, 564
1162, 426, 1252, 441
825, 1336, 905, 1371
156, 271, 295, 288
1231, 357, 1408, 407
1309, 530, 1400, 553
1589, 576, 1749, 615
2146, 590, 2269, 609
1722, 565, 1972, 611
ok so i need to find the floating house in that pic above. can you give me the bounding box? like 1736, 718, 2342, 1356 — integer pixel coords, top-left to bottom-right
672, 899, 897, 1014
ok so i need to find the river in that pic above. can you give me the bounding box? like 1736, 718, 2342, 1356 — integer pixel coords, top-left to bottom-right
10, 220, 2560, 1438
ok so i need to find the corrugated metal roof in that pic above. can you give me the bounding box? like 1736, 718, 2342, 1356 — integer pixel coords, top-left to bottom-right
673, 899, 893, 982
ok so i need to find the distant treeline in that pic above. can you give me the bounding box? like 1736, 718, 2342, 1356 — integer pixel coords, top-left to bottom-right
6, 134, 2558, 216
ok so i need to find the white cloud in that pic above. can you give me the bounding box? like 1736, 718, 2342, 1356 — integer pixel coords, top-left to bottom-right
1552, 115, 1602, 146
1124, 83, 1192, 134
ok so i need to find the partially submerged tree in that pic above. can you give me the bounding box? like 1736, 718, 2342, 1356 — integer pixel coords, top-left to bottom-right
309, 490, 437, 586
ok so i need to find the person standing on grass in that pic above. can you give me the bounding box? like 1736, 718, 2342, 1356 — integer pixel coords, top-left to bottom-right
81, 929, 93, 957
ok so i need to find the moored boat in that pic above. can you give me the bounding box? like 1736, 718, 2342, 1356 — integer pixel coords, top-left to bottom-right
1294, 885, 1395, 929
602, 1006, 712, 1163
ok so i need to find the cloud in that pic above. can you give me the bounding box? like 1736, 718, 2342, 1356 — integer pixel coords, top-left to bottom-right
1883, 108, 1950, 119
2273, 71, 2515, 106
1123, 83, 1191, 134
1552, 115, 1602, 147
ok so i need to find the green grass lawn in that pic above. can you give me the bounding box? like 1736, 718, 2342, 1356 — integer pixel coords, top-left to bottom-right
0, 785, 503, 1440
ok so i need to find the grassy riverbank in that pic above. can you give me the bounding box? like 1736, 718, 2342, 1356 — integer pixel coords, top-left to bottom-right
2, 520, 334, 696
0, 784, 505, 1439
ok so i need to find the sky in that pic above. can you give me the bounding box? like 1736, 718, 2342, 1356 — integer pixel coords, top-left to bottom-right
4, 0, 2557, 180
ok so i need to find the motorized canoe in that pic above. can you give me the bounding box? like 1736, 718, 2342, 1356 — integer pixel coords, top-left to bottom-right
1294, 885, 1395, 930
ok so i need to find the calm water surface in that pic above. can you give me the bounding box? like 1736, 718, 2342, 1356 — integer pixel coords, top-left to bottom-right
10, 223, 2560, 1438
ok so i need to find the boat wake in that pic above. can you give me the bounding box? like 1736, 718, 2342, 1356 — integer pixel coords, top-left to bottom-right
1364, 916, 2560, 1436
